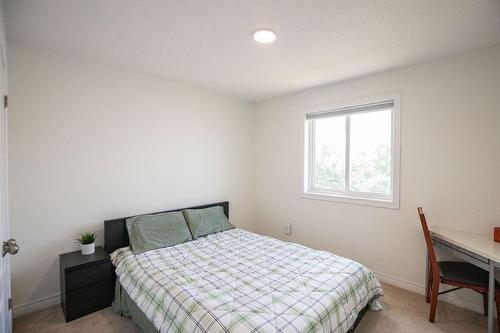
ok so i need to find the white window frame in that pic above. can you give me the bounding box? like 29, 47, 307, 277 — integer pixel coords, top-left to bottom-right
301, 92, 401, 209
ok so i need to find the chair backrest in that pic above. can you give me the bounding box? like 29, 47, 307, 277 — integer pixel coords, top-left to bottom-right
417, 207, 439, 275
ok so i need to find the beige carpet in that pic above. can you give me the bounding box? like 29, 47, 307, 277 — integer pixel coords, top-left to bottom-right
14, 283, 489, 333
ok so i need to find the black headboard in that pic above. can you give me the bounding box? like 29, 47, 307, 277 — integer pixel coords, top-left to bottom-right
104, 201, 229, 253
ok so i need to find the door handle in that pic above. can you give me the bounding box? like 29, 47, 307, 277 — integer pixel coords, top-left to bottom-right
3, 239, 19, 257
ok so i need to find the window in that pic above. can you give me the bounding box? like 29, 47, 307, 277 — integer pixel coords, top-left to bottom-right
303, 94, 400, 208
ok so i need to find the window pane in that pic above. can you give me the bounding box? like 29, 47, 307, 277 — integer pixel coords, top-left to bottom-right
312, 116, 346, 191
350, 110, 392, 194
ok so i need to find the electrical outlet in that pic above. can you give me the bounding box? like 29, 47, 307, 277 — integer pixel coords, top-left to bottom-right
283, 223, 291, 235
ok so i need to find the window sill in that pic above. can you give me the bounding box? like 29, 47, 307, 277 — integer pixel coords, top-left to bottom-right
301, 191, 400, 209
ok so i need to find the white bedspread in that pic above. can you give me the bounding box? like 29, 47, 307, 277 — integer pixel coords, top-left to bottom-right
112, 229, 383, 332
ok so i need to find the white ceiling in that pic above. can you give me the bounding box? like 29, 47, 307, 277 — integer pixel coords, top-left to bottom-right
5, 0, 500, 101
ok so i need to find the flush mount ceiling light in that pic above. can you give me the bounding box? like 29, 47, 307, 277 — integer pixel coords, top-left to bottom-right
253, 29, 276, 44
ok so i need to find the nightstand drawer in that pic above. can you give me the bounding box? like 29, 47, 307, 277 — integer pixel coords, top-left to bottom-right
64, 280, 113, 322
66, 262, 111, 292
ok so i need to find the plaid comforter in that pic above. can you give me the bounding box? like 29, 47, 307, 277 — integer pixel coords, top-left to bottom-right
111, 229, 383, 333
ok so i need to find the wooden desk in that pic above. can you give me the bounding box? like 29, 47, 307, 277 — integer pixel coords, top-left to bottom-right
430, 227, 500, 333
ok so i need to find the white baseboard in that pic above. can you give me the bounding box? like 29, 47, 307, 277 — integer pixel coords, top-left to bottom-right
12, 292, 61, 318
11, 270, 485, 319
373, 270, 485, 315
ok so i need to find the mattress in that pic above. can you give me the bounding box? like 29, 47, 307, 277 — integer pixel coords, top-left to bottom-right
111, 229, 383, 332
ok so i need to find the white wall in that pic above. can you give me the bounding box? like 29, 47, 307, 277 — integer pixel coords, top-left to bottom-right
253, 44, 500, 310
7, 41, 254, 314
7, 37, 500, 317
0, 0, 5, 68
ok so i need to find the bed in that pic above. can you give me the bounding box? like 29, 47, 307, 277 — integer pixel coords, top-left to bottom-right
104, 202, 383, 333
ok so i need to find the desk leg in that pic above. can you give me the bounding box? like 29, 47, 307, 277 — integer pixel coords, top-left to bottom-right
488, 261, 494, 333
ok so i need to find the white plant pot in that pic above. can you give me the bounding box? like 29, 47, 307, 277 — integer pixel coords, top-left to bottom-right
81, 243, 95, 255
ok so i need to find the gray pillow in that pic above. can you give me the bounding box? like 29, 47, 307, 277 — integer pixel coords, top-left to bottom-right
126, 211, 192, 254
182, 206, 234, 239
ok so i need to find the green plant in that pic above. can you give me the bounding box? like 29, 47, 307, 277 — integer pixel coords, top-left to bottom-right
75, 232, 96, 245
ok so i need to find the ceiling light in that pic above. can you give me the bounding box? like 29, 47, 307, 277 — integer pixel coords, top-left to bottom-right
253, 29, 276, 44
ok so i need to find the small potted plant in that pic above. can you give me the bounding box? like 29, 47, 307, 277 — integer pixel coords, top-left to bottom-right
76, 232, 96, 255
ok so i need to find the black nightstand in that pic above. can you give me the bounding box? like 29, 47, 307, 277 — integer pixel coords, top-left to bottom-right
59, 246, 113, 322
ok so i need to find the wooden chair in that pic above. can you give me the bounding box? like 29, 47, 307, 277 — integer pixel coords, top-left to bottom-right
418, 207, 500, 327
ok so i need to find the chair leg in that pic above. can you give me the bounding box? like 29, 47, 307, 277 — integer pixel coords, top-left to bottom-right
426, 264, 431, 303
484, 294, 489, 316
429, 278, 440, 323
426, 281, 431, 303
